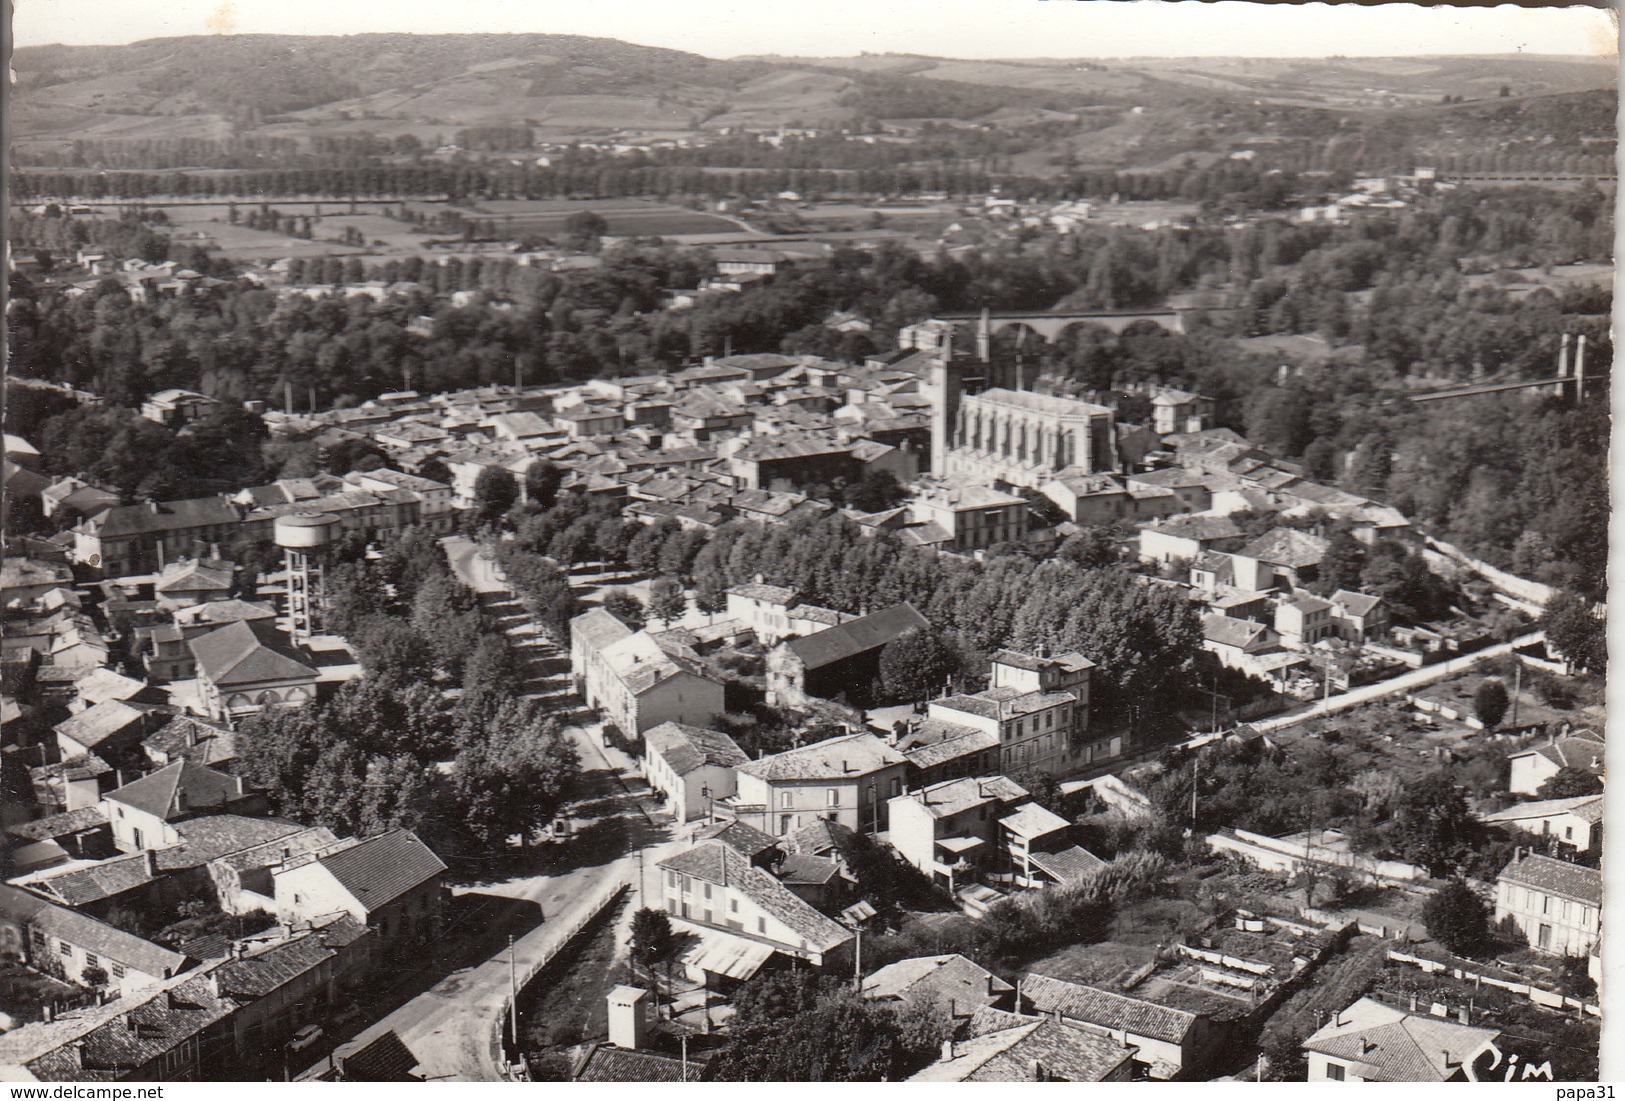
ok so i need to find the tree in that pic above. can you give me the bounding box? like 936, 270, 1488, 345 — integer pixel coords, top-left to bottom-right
1535, 766, 1603, 800
451, 702, 580, 846
1315, 528, 1366, 595
629, 907, 675, 1002
473, 465, 519, 526
1424, 878, 1491, 957
524, 460, 564, 510
878, 627, 955, 703
563, 210, 609, 250
1473, 679, 1510, 730
602, 588, 646, 630
1057, 528, 1120, 570
1541, 590, 1604, 674
1389, 772, 1475, 877
647, 577, 686, 626
842, 470, 906, 513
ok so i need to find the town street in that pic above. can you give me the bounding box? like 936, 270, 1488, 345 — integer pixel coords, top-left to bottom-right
320, 538, 674, 1080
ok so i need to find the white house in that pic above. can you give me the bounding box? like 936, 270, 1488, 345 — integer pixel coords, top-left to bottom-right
731, 733, 908, 837
643, 722, 749, 825
1493, 852, 1602, 956
1507, 730, 1604, 796
1301, 997, 1499, 1082
1480, 795, 1602, 853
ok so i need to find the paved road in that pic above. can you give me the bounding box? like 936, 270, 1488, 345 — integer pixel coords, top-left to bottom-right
1249, 632, 1543, 734
331, 539, 671, 1080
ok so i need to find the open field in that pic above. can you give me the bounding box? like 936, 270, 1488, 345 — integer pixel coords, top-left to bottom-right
415, 198, 750, 238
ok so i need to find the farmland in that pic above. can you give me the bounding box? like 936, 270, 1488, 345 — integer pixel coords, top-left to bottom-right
408, 198, 751, 239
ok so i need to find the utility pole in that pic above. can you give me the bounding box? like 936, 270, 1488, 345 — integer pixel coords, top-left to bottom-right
1511, 662, 1522, 730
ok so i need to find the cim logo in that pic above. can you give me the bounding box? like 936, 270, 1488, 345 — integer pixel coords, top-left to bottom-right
1465, 1039, 1555, 1083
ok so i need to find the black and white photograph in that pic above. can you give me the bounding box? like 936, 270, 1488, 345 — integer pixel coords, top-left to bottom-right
0, 0, 1616, 1086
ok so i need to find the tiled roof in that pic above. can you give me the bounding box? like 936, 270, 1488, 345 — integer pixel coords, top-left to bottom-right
188, 620, 316, 687
774, 849, 840, 885
211, 826, 341, 873
1480, 795, 1603, 827
301, 829, 446, 912
739, 732, 906, 782
72, 668, 149, 705
571, 606, 635, 652
1239, 527, 1329, 570
141, 715, 238, 768
897, 721, 1000, 770
645, 722, 748, 776
788, 817, 851, 856
657, 842, 851, 953
962, 1006, 1136, 1083
337, 1031, 422, 1081
782, 603, 929, 671
693, 818, 780, 858
1027, 845, 1108, 885
1496, 853, 1602, 906
1020, 972, 1199, 1043
105, 761, 242, 821
1331, 590, 1383, 616
998, 803, 1070, 840
863, 954, 1013, 1013
726, 582, 798, 604
1302, 997, 1500, 1082
85, 497, 241, 539
0, 884, 188, 979
172, 598, 276, 626
908, 775, 1028, 819
6, 806, 108, 842
572, 1043, 696, 1082
1203, 613, 1269, 649
990, 649, 1095, 674
934, 688, 1074, 721
20, 850, 157, 906
154, 560, 234, 594
1511, 735, 1606, 776
17, 968, 234, 1081
165, 815, 308, 868
1143, 515, 1245, 542
54, 700, 166, 750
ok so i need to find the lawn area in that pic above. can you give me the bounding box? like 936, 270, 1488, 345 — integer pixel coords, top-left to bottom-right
156, 203, 369, 261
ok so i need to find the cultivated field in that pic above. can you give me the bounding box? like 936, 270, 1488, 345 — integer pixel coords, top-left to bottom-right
411, 198, 750, 238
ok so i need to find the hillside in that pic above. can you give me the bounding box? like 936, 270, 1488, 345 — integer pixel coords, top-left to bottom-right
10, 36, 1615, 175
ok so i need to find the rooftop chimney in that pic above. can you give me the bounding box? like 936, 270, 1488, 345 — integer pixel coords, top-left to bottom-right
143, 848, 159, 877
941, 1039, 957, 1062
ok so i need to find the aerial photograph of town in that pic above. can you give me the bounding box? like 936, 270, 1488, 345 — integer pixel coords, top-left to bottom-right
0, 0, 1615, 1086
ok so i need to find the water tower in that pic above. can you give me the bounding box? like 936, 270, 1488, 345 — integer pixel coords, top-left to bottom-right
274, 513, 340, 643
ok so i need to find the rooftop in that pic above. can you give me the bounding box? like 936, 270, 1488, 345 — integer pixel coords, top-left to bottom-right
292, 829, 446, 912
904, 775, 1028, 819
187, 620, 316, 687
644, 722, 749, 776
738, 732, 907, 783
104, 761, 243, 821
1301, 997, 1500, 1082
1020, 972, 1199, 1044
1496, 852, 1602, 906
863, 954, 1013, 1014
782, 603, 929, 672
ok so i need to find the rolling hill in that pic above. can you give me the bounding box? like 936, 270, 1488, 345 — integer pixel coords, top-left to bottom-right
10, 35, 1615, 173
